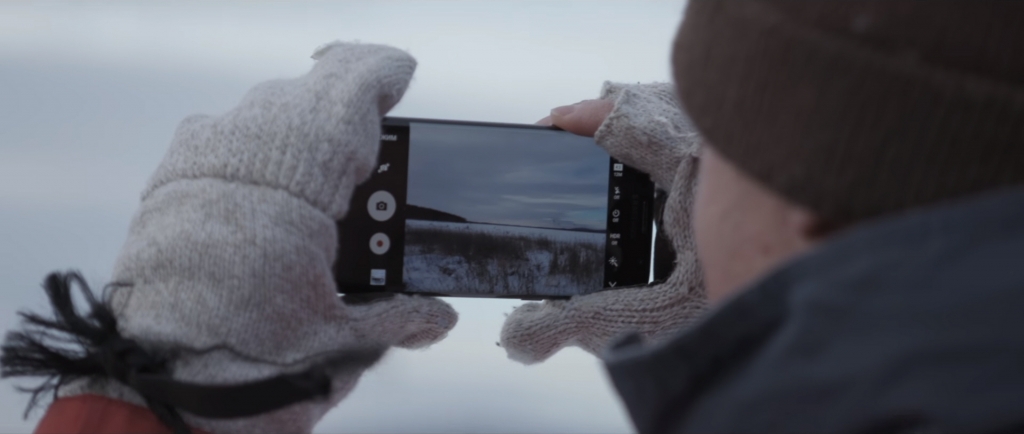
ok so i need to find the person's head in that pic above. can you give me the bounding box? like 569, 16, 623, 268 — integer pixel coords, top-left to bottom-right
673, 1, 1024, 303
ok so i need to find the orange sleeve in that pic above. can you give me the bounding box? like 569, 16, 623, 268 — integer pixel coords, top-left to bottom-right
34, 394, 206, 434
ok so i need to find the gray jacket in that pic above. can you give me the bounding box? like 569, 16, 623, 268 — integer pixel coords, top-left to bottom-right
606, 188, 1024, 433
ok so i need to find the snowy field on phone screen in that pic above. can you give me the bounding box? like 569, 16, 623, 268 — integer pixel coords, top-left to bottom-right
403, 220, 604, 296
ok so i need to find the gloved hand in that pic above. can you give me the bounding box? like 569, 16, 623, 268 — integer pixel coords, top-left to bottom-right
57, 42, 457, 433
500, 82, 707, 364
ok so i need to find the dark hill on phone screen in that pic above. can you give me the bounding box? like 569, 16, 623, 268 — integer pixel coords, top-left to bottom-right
406, 204, 468, 223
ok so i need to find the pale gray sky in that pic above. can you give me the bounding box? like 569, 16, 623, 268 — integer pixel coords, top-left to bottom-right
0, 2, 686, 432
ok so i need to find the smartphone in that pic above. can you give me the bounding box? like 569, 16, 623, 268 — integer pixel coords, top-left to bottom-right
333, 117, 660, 299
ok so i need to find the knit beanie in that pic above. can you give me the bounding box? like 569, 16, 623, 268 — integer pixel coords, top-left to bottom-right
672, 1, 1024, 225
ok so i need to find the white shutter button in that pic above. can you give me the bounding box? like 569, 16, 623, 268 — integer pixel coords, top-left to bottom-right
367, 191, 397, 221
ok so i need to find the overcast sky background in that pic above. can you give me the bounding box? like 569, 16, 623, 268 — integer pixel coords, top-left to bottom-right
408, 122, 609, 230
0, 2, 685, 432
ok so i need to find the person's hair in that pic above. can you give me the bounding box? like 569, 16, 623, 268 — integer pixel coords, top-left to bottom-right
672, 1, 1024, 225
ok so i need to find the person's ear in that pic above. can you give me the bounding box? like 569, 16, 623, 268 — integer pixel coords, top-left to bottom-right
793, 207, 841, 241
788, 206, 830, 242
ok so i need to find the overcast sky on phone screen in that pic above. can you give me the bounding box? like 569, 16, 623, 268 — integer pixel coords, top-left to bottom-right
408, 122, 609, 230
0, 2, 685, 433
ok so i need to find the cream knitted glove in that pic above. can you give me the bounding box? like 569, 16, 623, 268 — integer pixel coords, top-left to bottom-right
500, 82, 707, 364
58, 42, 457, 433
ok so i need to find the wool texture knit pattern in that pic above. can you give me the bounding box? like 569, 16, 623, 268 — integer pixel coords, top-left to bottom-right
57, 42, 457, 434
500, 82, 709, 364
673, 0, 1024, 225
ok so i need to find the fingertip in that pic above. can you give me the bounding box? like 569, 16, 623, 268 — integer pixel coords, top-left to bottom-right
551, 104, 577, 118
548, 104, 578, 127
546, 99, 614, 137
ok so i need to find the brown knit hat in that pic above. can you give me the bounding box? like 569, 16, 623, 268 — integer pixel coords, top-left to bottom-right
672, 1, 1024, 225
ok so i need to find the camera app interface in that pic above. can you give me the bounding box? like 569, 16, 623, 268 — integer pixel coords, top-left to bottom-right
335, 119, 652, 298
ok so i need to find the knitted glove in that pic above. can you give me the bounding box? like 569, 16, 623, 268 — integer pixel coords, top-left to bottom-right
500, 82, 707, 364
57, 42, 457, 433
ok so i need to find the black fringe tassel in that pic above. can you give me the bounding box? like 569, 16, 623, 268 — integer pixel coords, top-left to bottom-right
1, 271, 191, 434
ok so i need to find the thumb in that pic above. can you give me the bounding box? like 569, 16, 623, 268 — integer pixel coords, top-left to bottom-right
346, 294, 458, 349
500, 300, 579, 364
549, 99, 614, 137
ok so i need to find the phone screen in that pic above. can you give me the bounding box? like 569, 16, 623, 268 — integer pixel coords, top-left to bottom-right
335, 117, 655, 298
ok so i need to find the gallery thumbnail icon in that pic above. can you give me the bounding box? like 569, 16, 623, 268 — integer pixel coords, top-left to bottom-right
370, 269, 386, 286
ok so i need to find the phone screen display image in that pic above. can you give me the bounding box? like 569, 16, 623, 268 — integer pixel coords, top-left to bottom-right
335, 118, 655, 298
